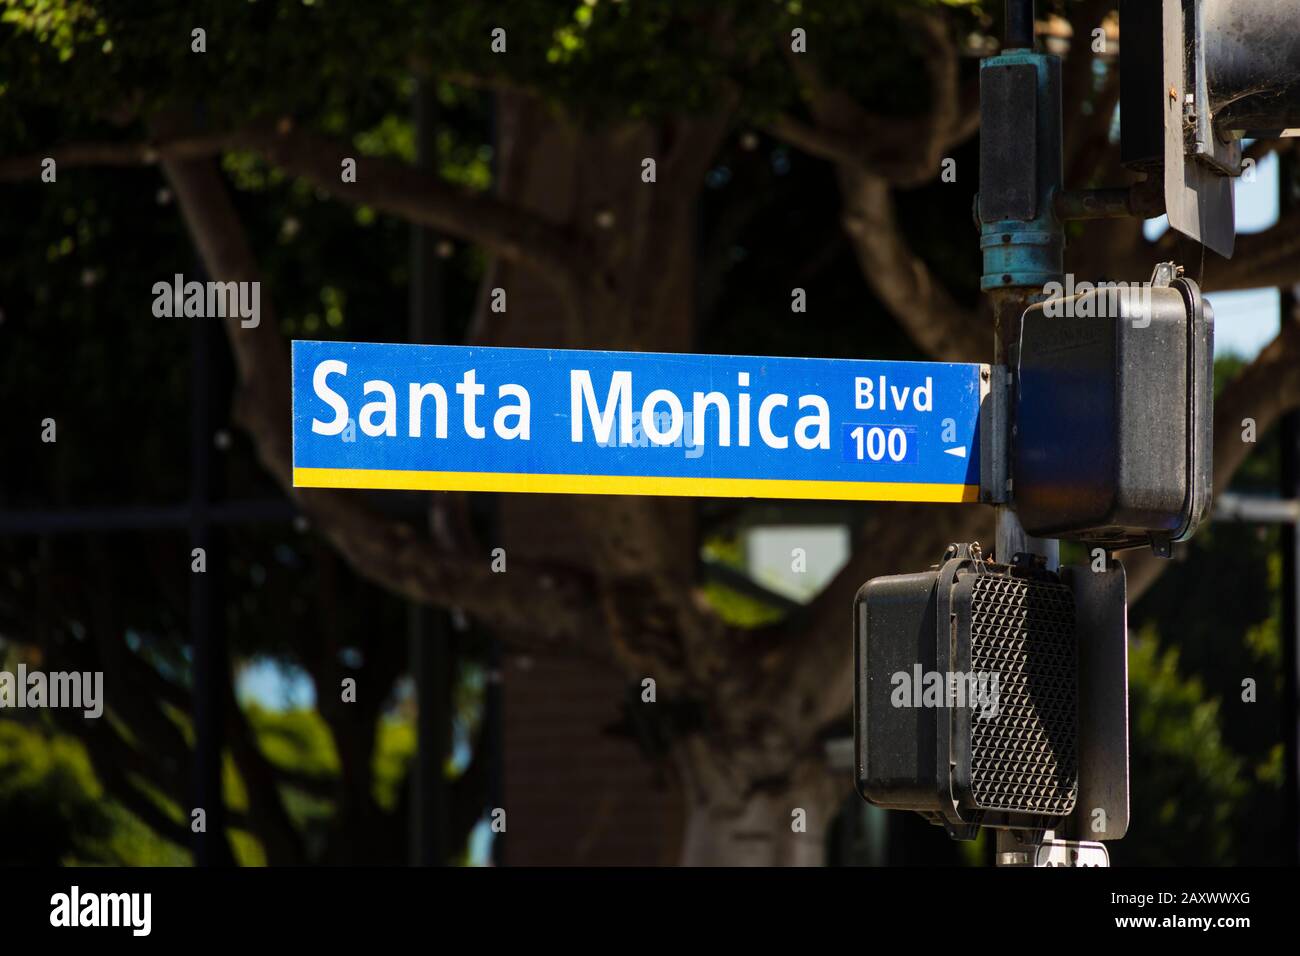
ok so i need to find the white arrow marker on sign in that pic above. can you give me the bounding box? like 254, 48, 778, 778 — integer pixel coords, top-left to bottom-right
945, 446, 967, 458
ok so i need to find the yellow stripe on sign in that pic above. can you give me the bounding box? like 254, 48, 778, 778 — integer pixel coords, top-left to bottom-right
293, 467, 980, 504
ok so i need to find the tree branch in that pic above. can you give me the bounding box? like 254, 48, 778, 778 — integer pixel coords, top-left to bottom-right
49, 707, 194, 853
772, 502, 992, 734
1, 121, 590, 304
763, 113, 864, 169
158, 152, 605, 648
1062, 1, 1119, 184
771, 9, 972, 186
1124, 305, 1300, 599
231, 122, 590, 302
765, 10, 985, 362
0, 134, 230, 179
222, 674, 307, 865
1202, 204, 1300, 292
836, 164, 987, 361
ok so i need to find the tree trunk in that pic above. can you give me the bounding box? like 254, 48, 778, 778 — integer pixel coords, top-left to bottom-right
481, 95, 853, 865
677, 752, 842, 866
481, 95, 699, 655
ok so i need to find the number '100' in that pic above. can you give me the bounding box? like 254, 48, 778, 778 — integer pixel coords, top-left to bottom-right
850, 425, 907, 462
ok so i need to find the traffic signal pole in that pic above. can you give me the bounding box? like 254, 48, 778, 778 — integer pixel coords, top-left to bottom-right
981, 2, 1062, 571
980, 0, 1061, 563
982, 0, 1065, 865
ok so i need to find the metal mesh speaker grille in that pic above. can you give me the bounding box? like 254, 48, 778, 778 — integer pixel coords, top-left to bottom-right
967, 573, 1078, 816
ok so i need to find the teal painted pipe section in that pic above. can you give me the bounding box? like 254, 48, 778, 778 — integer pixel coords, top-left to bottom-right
979, 49, 1064, 293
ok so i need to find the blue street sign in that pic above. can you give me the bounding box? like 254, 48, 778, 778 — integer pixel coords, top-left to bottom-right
292, 341, 985, 503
